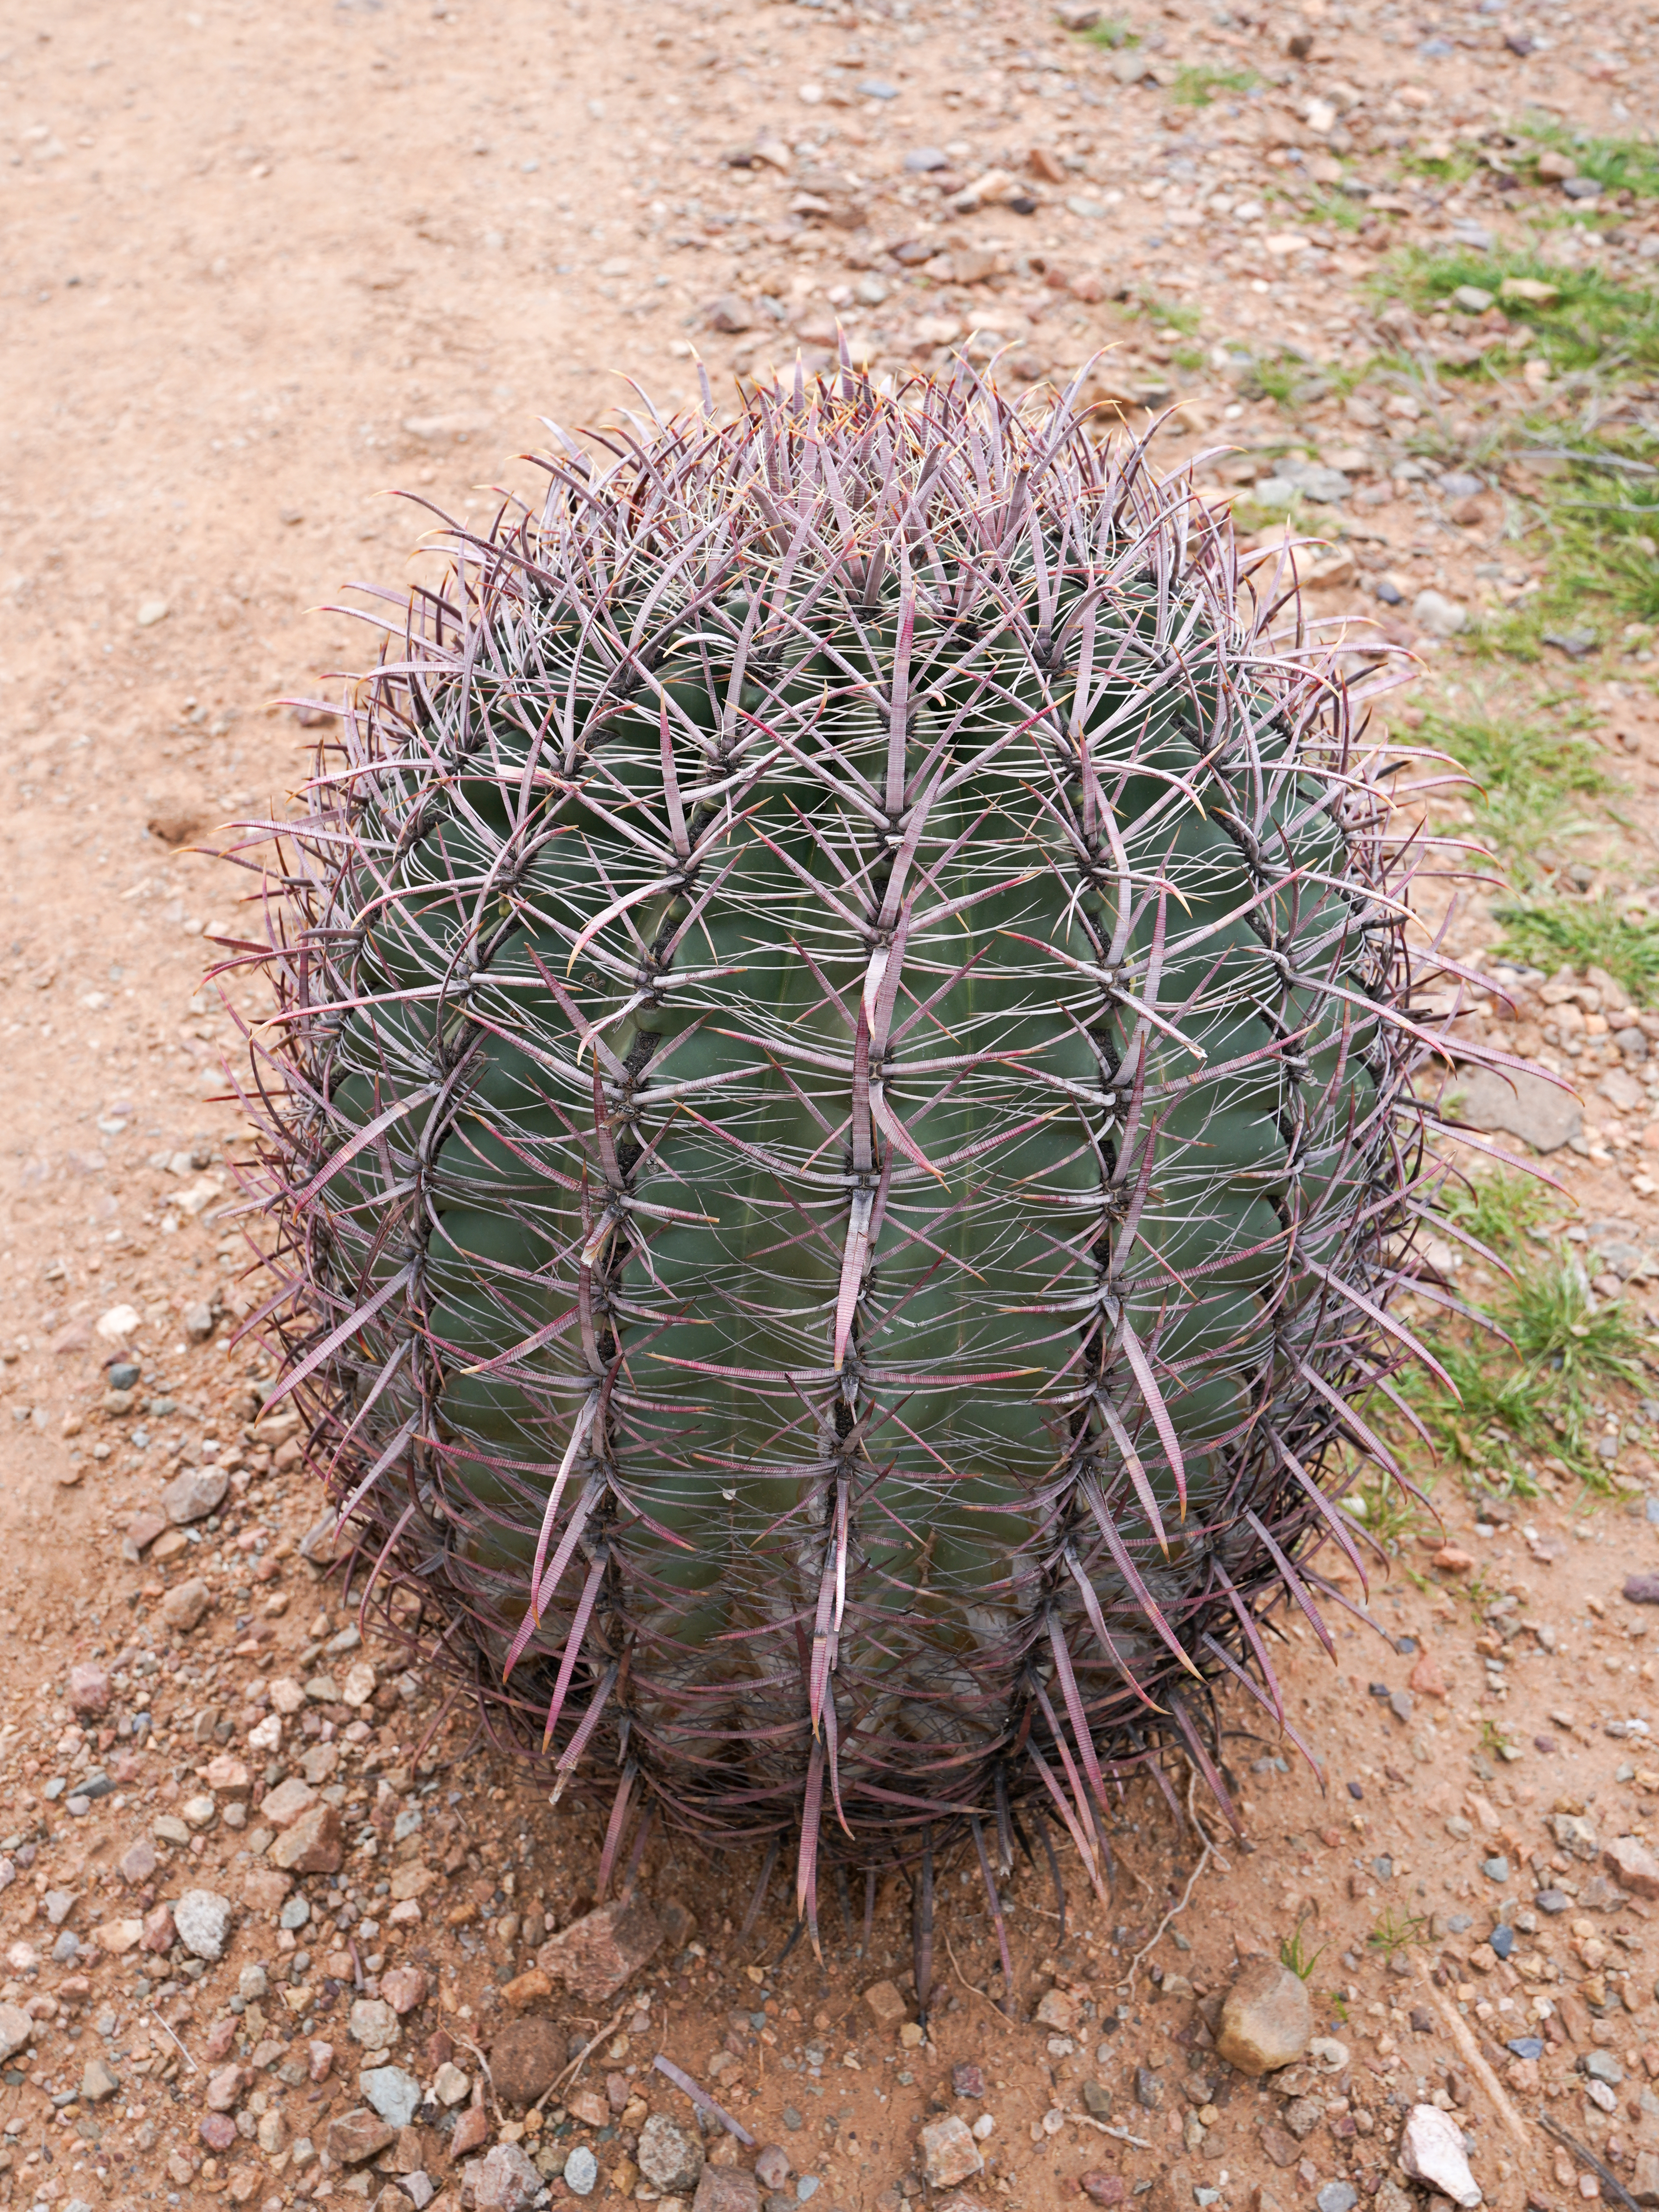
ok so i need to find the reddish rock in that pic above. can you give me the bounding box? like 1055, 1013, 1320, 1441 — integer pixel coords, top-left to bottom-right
918, 2115, 983, 2190
259, 1775, 317, 1830
449, 2102, 490, 2158
1408, 1648, 1448, 1698
122, 1512, 167, 1563
161, 1577, 212, 1632
200, 2113, 238, 2153
204, 1755, 251, 1801
118, 1837, 158, 1886
470, 2145, 542, 2212
307, 2039, 335, 2083
380, 1965, 428, 2016
242, 1867, 294, 1913
69, 1665, 112, 1717
1261, 2127, 1301, 2167
1432, 1546, 1474, 1575
142, 1903, 175, 1953
205, 2063, 250, 2113
691, 2174, 760, 2212
499, 1965, 553, 2007
269, 1801, 343, 1874
1625, 1573, 1659, 1606
325, 2110, 397, 2165
1081, 2181, 1128, 2208
203, 2017, 238, 2062
567, 2087, 608, 2129
1606, 1836, 1659, 1899
489, 2016, 565, 2104
538, 1894, 664, 2003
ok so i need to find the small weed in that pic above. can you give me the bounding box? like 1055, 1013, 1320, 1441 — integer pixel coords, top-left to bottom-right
1508, 1261, 1649, 1386
1171, 344, 1207, 372
1326, 1990, 1351, 2025
1290, 184, 1365, 235
1368, 1906, 1428, 1953
1079, 17, 1138, 47
1418, 700, 1610, 879
1403, 143, 1482, 186
1280, 1916, 1328, 1981
1251, 356, 1305, 409
1169, 62, 1257, 106
1492, 897, 1659, 1003
1437, 1168, 1558, 1261
1340, 1471, 1424, 1550
1520, 119, 1659, 202
1377, 248, 1659, 378
1135, 293, 1202, 336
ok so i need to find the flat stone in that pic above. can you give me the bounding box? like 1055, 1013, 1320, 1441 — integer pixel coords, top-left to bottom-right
380, 1965, 428, 2015
639, 2113, 706, 2195
1552, 1813, 1599, 1860
1602, 1068, 1648, 1115
470, 2143, 542, 2212
161, 1577, 212, 1632
692, 2174, 760, 2212
706, 293, 756, 333
432, 2060, 469, 2106
269, 1800, 344, 1874
1605, 1836, 1659, 1897
349, 1999, 400, 2052
93, 1917, 145, 1956
206, 2063, 250, 2112
1398, 2103, 1481, 2208
70, 1664, 112, 1716
0, 2002, 31, 2062
1318, 2188, 1358, 2212
205, 1755, 251, 1800
1215, 1957, 1313, 2076
499, 1966, 552, 2007
361, 2066, 422, 2127
174, 1889, 234, 1961
566, 2087, 608, 2128
242, 1866, 293, 1912
1583, 2050, 1625, 2085
918, 2115, 984, 2189
81, 2056, 120, 2102
538, 1894, 664, 2002
1034, 1987, 1078, 2034
1453, 1067, 1582, 1155
259, 1775, 317, 1830
163, 1465, 230, 1525
1261, 2125, 1302, 2167
326, 2109, 398, 2165
485, 2015, 562, 2104
1081, 2180, 1128, 2208
121, 1511, 167, 1562
1408, 1648, 1448, 1698
563, 2145, 600, 2200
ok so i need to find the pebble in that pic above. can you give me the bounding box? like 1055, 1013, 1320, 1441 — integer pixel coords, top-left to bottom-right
360, 2065, 422, 2127
70, 1664, 112, 1716
349, 1998, 401, 2051
470, 2144, 543, 2212
380, 1964, 428, 2014
1398, 2104, 1481, 2208
1482, 1857, 1511, 1884
638, 2113, 705, 2195
174, 1889, 234, 1961
162, 1464, 229, 1525
1317, 2188, 1358, 2212
919, 2114, 984, 2189
1605, 1836, 1659, 1896
563, 2145, 599, 2199
1215, 1957, 1313, 2076
1583, 2051, 1625, 2086
325, 2110, 398, 2164
161, 1578, 211, 1633
0, 2001, 33, 2063
1413, 589, 1468, 640
756, 2146, 793, 2189
951, 2064, 984, 2100
433, 2061, 469, 2105
487, 2015, 563, 2102
81, 2055, 120, 2102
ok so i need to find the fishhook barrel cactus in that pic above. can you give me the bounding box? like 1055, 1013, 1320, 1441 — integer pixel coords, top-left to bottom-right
237, 360, 1464, 1944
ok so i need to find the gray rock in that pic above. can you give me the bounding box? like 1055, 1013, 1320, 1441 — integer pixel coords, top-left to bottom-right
1451, 288, 1493, 313
639, 2113, 705, 2195
1279, 458, 1351, 504
563, 2145, 599, 2199
1453, 1066, 1582, 1154
1414, 588, 1468, 639
173, 1888, 234, 1961
1583, 2051, 1625, 2086
361, 2065, 422, 2127
1600, 1066, 1647, 1115
1318, 2188, 1358, 2212
1616, 1027, 1649, 1060
1399, 2103, 1481, 2207
903, 148, 949, 172
469, 2144, 542, 2212
1438, 473, 1484, 499
162, 1464, 230, 1525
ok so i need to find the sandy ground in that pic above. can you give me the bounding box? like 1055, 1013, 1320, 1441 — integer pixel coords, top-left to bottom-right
6, 0, 1659, 2208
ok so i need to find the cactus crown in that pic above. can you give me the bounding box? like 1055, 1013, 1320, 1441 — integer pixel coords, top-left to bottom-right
243, 364, 1443, 1933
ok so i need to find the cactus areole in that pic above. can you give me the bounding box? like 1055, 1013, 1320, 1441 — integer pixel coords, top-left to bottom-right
244, 364, 1449, 1928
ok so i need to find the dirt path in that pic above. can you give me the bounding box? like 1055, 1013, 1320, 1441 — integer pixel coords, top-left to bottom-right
6, 1, 1659, 2209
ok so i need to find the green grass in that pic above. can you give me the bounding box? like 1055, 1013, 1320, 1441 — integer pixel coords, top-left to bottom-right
1438, 1167, 1557, 1259
1368, 1906, 1428, 1954
1418, 699, 1611, 878
1508, 1258, 1649, 1385
1169, 62, 1256, 107
1298, 185, 1365, 235
1079, 17, 1138, 47
1493, 896, 1659, 1003
1403, 142, 1482, 186
1378, 248, 1659, 379
1520, 119, 1659, 201
1279, 1919, 1327, 1980
1135, 292, 1201, 336
1497, 432, 1659, 660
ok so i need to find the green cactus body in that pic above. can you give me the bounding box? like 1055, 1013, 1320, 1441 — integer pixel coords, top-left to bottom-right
248, 367, 1437, 1912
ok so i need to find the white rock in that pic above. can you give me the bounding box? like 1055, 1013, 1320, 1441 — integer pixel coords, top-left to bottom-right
135, 599, 169, 628
1309, 2035, 1351, 2071
248, 1713, 282, 1753
0, 2001, 32, 2061
174, 1889, 234, 1961
1412, 589, 1467, 639
96, 1305, 141, 1341
1399, 2104, 1481, 2208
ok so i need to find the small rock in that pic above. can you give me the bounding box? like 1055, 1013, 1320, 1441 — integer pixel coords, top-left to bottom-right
81, 2055, 120, 2102
1318, 2188, 1358, 2212
566, 2087, 608, 2128
1412, 589, 1467, 639
563, 2145, 600, 2200
257, 1774, 316, 1829
1034, 1986, 1078, 2034
270, 1800, 344, 1874
163, 1465, 230, 1525
471, 2143, 543, 2212
1081, 2180, 1128, 2208
1453, 1067, 1582, 1155
1398, 2104, 1481, 2208
1605, 1836, 1659, 1897
756, 2146, 793, 2189
201, 2113, 239, 2152
1552, 1812, 1599, 1860
175, 1889, 234, 1961
206, 2061, 250, 2112
1135, 2067, 1163, 2109
0, 2002, 32, 2062
348, 1999, 401, 2053
361, 2065, 423, 2127
1283, 2096, 1324, 2141
1625, 1572, 1659, 1605
488, 2015, 564, 2103
692, 2174, 761, 2212
325, 2110, 398, 2165
639, 2113, 706, 2195
863, 1978, 909, 2027
707, 294, 756, 334
380, 1965, 429, 2015
161, 1578, 211, 1633
538, 1894, 663, 2002
918, 2115, 984, 2189
93, 1917, 144, 1956
69, 1664, 112, 1717
1215, 1957, 1313, 2076
432, 2060, 469, 2106
1408, 1648, 1448, 1698
451, 2104, 490, 2156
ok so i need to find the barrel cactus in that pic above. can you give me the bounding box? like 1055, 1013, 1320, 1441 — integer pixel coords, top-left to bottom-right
242, 360, 1449, 1948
